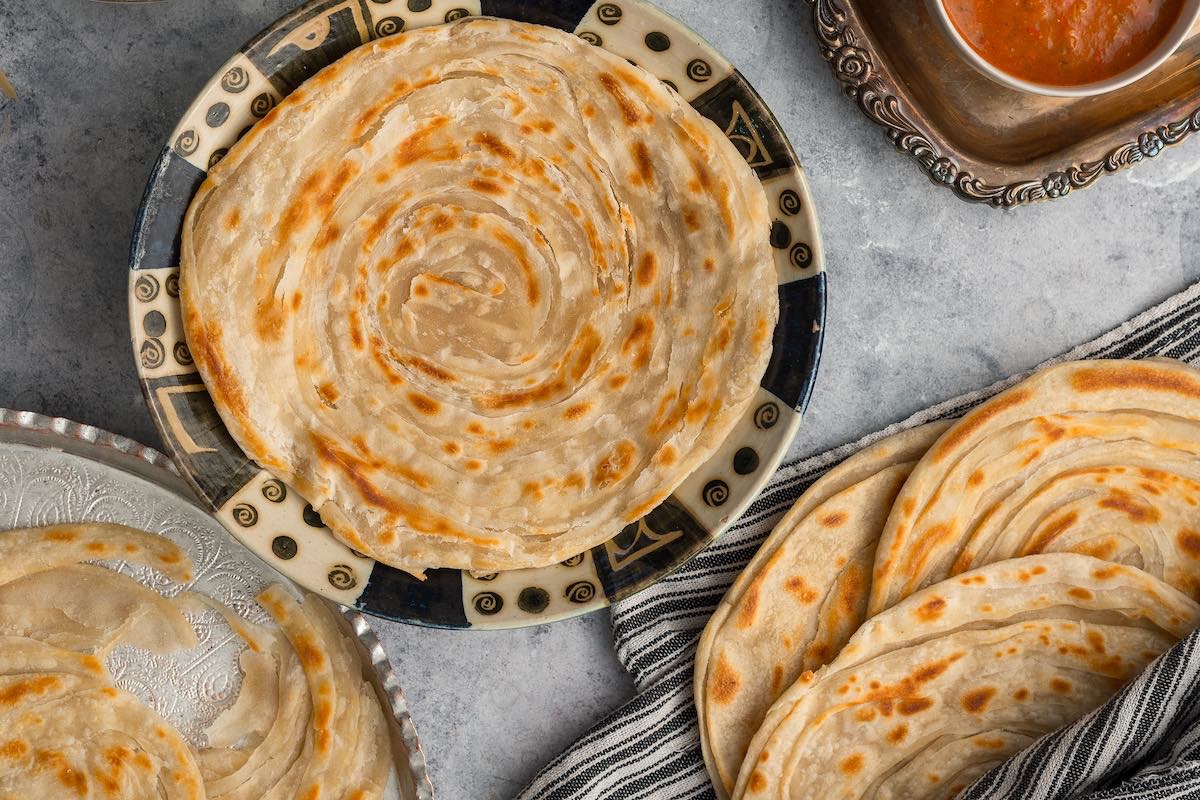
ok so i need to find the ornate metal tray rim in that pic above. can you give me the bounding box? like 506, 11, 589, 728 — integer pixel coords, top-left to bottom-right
809, 0, 1200, 207
0, 407, 435, 800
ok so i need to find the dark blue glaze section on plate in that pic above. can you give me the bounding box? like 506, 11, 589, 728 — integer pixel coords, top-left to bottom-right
480, 0, 595, 29
357, 565, 470, 628
593, 495, 710, 602
141, 374, 261, 510
243, 0, 372, 95
759, 273, 826, 410
691, 71, 796, 182
130, 147, 205, 271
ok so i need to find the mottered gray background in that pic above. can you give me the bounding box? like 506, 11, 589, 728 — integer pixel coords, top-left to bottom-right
0, 1, 1198, 797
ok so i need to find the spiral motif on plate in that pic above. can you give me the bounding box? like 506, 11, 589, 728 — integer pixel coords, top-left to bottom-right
753, 401, 779, 430
261, 478, 287, 502
473, 572, 499, 582
578, 31, 602, 46
134, 274, 160, 302
560, 553, 585, 567
702, 479, 729, 507
139, 338, 165, 370
230, 503, 258, 527
327, 564, 357, 590
565, 580, 596, 604
250, 92, 275, 118
165, 272, 180, 298
220, 66, 250, 93
789, 242, 812, 269
444, 8, 470, 22
175, 129, 199, 156
375, 16, 404, 37
686, 59, 712, 82
473, 591, 503, 615
179, 20, 778, 575
173, 341, 193, 366
597, 3, 622, 24
208, 148, 229, 170
778, 189, 801, 216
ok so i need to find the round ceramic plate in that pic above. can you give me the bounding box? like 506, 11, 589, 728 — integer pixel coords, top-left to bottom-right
0, 408, 433, 799
128, 0, 826, 629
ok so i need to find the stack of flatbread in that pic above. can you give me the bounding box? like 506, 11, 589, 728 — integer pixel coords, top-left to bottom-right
0, 523, 391, 800
181, 17, 777, 576
697, 358, 1200, 800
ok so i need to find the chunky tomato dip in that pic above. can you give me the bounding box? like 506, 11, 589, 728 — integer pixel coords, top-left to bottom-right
943, 0, 1186, 86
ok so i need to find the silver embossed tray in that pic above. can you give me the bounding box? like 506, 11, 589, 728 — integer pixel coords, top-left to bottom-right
0, 407, 434, 800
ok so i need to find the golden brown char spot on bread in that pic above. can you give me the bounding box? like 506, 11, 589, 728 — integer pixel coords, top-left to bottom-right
608, 374, 629, 390
568, 326, 603, 381
898, 696, 934, 715
684, 210, 702, 232
784, 575, 819, 604
597, 73, 642, 125
0, 676, 60, 706
961, 686, 996, 714
487, 438, 516, 455
916, 595, 946, 622
933, 387, 1033, 462
747, 771, 769, 794
630, 140, 655, 185
223, 207, 241, 231
317, 381, 339, 407
654, 444, 677, 466
187, 315, 255, 435
393, 116, 456, 167
736, 583, 761, 628
625, 490, 669, 521
0, 739, 28, 759
967, 469, 985, 487
407, 392, 440, 416
593, 440, 637, 489
473, 131, 517, 161
1070, 362, 1200, 398
820, 511, 848, 528
1050, 678, 1073, 694
1068, 587, 1094, 600
710, 652, 741, 705
492, 227, 541, 304
1098, 490, 1161, 523
563, 401, 593, 420
887, 725, 908, 744
839, 754, 864, 775
1178, 528, 1200, 558
43, 528, 77, 542
442, 441, 461, 456
401, 355, 457, 383
635, 252, 658, 287
469, 178, 506, 196
621, 314, 654, 369
1023, 510, 1079, 555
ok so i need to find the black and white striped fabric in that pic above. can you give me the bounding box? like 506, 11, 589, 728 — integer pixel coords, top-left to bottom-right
517, 280, 1200, 800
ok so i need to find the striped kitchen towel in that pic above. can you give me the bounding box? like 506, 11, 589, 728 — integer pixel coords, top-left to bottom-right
517, 278, 1200, 800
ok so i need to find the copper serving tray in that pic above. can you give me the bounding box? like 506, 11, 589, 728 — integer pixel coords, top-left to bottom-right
808, 0, 1200, 206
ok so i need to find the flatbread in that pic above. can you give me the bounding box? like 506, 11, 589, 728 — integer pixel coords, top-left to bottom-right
696, 423, 952, 797
0, 637, 205, 800
735, 553, 1200, 800
871, 359, 1200, 614
181, 17, 777, 575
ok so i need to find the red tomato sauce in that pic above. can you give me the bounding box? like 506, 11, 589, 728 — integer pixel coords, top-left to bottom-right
943, 0, 1187, 86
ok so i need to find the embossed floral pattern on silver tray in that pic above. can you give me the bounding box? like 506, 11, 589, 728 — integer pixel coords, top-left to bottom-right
0, 408, 433, 800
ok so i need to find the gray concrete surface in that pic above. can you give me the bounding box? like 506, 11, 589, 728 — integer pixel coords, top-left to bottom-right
1, 1, 1198, 798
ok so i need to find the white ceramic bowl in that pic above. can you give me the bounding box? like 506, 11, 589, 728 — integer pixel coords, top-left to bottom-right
925, 0, 1200, 97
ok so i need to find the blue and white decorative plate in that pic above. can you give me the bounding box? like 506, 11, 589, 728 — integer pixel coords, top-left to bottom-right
128, 0, 825, 629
